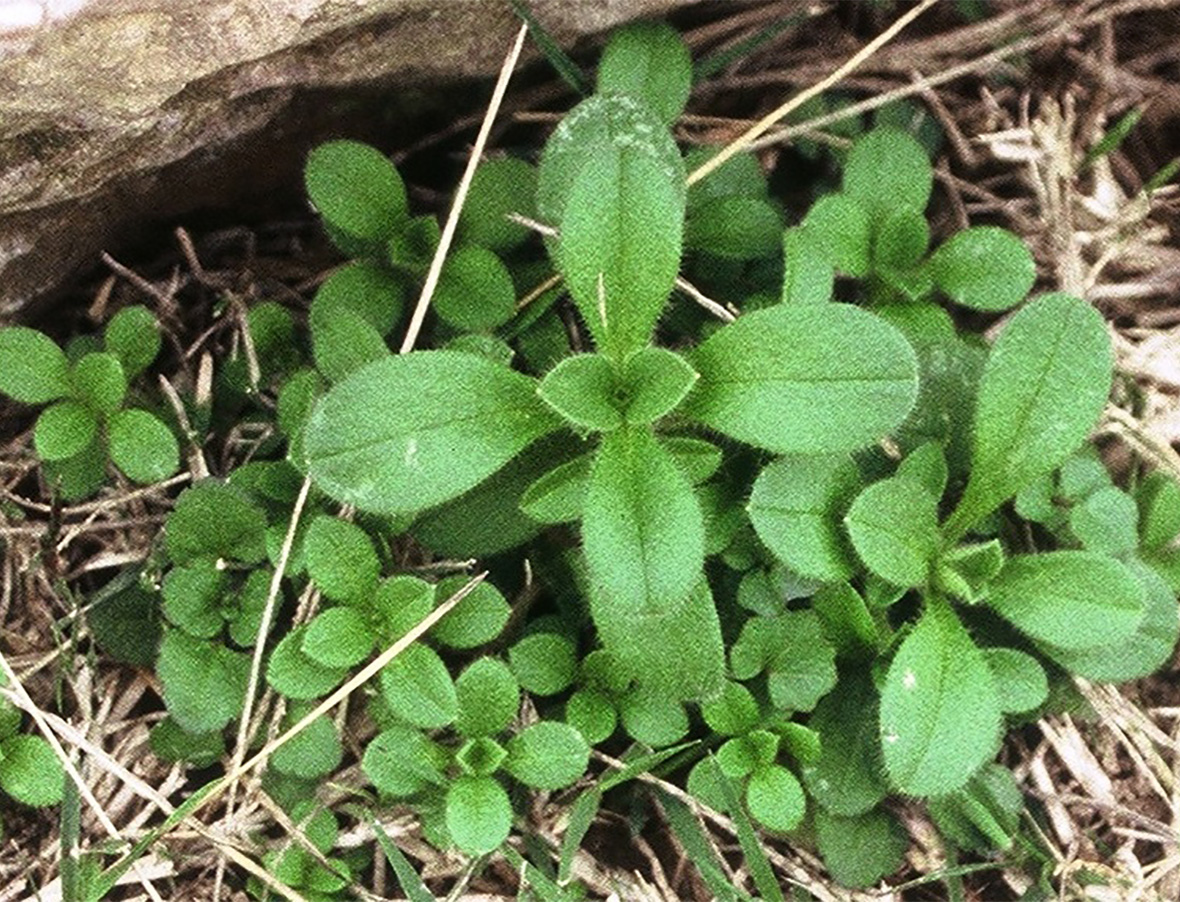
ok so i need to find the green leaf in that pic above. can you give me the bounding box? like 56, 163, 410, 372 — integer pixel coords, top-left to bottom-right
802, 193, 870, 277
700, 681, 760, 736
313, 260, 404, 337
267, 626, 349, 700
373, 821, 440, 902
684, 304, 918, 454
928, 764, 1023, 854
944, 293, 1113, 540
458, 156, 537, 252
565, 689, 616, 745
161, 560, 227, 638
0, 327, 70, 404
879, 599, 1002, 796
811, 582, 879, 658
430, 577, 510, 648
781, 228, 834, 304
302, 607, 374, 668
844, 476, 940, 588
433, 245, 517, 332
872, 207, 930, 273
455, 657, 520, 738
619, 686, 689, 747
165, 481, 268, 565
1069, 486, 1139, 555
108, 409, 179, 484
895, 441, 948, 500
930, 226, 1036, 312
508, 633, 576, 697
456, 736, 508, 777
509, 0, 588, 95
801, 669, 888, 816
731, 612, 837, 712
1042, 559, 1179, 681
363, 724, 447, 797
596, 20, 692, 125
445, 775, 512, 855
71, 352, 126, 416
34, 401, 97, 461
537, 353, 622, 432
934, 539, 1005, 603
86, 570, 162, 667
148, 717, 225, 768
684, 146, 768, 209
309, 291, 389, 382
814, 808, 907, 888
303, 515, 379, 602
685, 196, 783, 260
271, 713, 342, 779
0, 735, 64, 807
305, 140, 408, 247
371, 576, 435, 642
981, 648, 1047, 713
986, 551, 1144, 650
747, 454, 860, 581
540, 94, 685, 360
1136, 473, 1180, 551
745, 765, 805, 833
520, 453, 592, 525
104, 306, 160, 378
843, 126, 932, 222
157, 628, 248, 732
304, 351, 560, 514
505, 721, 590, 790
1083, 106, 1143, 169
661, 436, 721, 484
619, 347, 698, 425
380, 643, 459, 728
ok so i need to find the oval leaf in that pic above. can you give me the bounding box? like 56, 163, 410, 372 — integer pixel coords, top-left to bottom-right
379, 643, 459, 729
0, 327, 70, 404
930, 226, 1036, 312
844, 476, 940, 588
304, 351, 560, 514
596, 20, 692, 125
108, 409, 179, 484
505, 721, 590, 790
684, 304, 919, 454
446, 775, 513, 855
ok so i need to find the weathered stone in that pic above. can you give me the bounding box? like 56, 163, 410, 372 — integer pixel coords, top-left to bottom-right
0, 0, 702, 316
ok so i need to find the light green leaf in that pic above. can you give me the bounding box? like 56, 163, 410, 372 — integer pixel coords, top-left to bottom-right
565, 689, 617, 745
747, 454, 860, 581
843, 126, 932, 222
619, 686, 689, 747
537, 353, 622, 432
104, 306, 160, 378
700, 681, 760, 737
267, 626, 349, 700
781, 228, 834, 305
157, 628, 248, 732
684, 304, 918, 454
730, 611, 837, 712
802, 193, 870, 277
844, 476, 940, 588
455, 657, 520, 738
596, 20, 692, 125
620, 347, 698, 425
71, 352, 126, 416
879, 599, 1001, 796
930, 226, 1036, 312
271, 713, 342, 779
430, 577, 510, 648
305, 140, 408, 247
380, 643, 459, 729
303, 516, 379, 602
445, 775, 513, 855
981, 648, 1047, 713
508, 632, 576, 697
661, 436, 721, 485
811, 582, 879, 658
933, 539, 1005, 603
0, 327, 70, 404
986, 551, 1144, 650
1070, 486, 1139, 555
302, 607, 374, 668
745, 765, 805, 833
34, 401, 97, 461
814, 808, 906, 888
305, 351, 561, 514
895, 441, 948, 500
944, 293, 1113, 540
108, 409, 179, 484
505, 721, 590, 790
1136, 472, 1180, 551
456, 736, 508, 777
433, 245, 517, 332
363, 724, 447, 797
0, 735, 64, 807
519, 453, 592, 524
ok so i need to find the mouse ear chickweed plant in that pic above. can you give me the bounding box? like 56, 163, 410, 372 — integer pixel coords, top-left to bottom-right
2, 14, 1178, 894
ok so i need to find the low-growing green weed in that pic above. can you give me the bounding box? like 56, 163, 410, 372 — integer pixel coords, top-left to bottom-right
2, 14, 1178, 897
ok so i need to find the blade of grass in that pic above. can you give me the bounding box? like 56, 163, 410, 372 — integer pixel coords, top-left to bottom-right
1082, 106, 1143, 169
373, 820, 438, 902
61, 767, 82, 902
502, 844, 570, 902
713, 757, 784, 902
510, 0, 589, 96
659, 794, 750, 902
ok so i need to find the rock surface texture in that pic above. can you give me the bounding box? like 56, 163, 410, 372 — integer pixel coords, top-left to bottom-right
0, 0, 700, 316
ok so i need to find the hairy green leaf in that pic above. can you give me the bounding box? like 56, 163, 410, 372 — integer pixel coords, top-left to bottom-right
458, 156, 537, 252
455, 657, 520, 738
380, 643, 459, 729
981, 648, 1047, 714
104, 306, 161, 379
165, 481, 268, 565
34, 401, 97, 462
520, 453, 593, 525
538, 353, 622, 432
363, 724, 447, 797
508, 632, 577, 697
304, 515, 380, 603
745, 765, 805, 833
814, 808, 907, 888
0, 735, 64, 807
71, 352, 126, 416
430, 578, 510, 648
433, 245, 517, 332
844, 476, 940, 588
267, 626, 349, 700
108, 409, 179, 484
0, 327, 70, 404
801, 669, 888, 816
302, 607, 374, 668
596, 20, 692, 124
505, 721, 590, 790
157, 629, 248, 733
930, 226, 1035, 312
802, 193, 870, 277
843, 127, 933, 222
271, 714, 342, 779
305, 140, 408, 247
445, 775, 512, 855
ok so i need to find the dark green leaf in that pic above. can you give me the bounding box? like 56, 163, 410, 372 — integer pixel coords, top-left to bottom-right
1083, 107, 1143, 168
267, 626, 349, 700
148, 717, 225, 768
508, 633, 576, 697
305, 140, 408, 246
0, 735, 64, 807
934, 539, 1005, 603
843, 127, 932, 222
930, 226, 1036, 312
430, 577, 510, 648
811, 581, 879, 658
564, 689, 616, 745
363, 724, 447, 797
373, 820, 440, 902
34, 401, 97, 461
303, 515, 379, 602
505, 721, 590, 790
309, 293, 389, 382
165, 481, 268, 565
446, 775, 513, 855
509, 0, 588, 95
103, 306, 160, 378
302, 607, 374, 668
157, 629, 248, 732
872, 207, 929, 273
271, 714, 342, 779
685, 196, 783, 260
747, 454, 860, 581
161, 560, 227, 638
684, 304, 918, 454
313, 261, 404, 337
108, 409, 179, 484
879, 600, 1001, 796
455, 657, 520, 737
433, 245, 517, 332
86, 572, 162, 667
596, 20, 692, 125
520, 453, 592, 525
380, 643, 459, 729
458, 156, 537, 252
844, 476, 940, 588
987, 551, 1144, 650
305, 351, 560, 514
814, 808, 906, 888
944, 293, 1113, 540
456, 736, 508, 776
0, 327, 70, 404
71, 352, 126, 416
